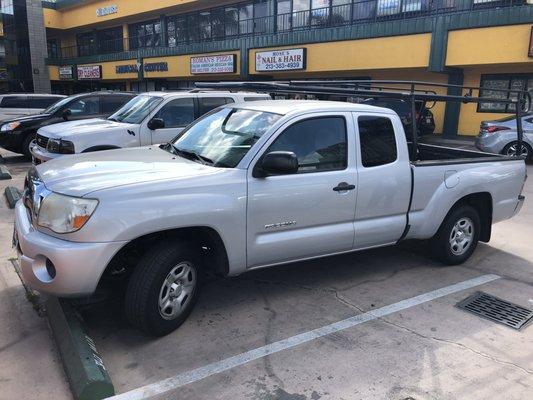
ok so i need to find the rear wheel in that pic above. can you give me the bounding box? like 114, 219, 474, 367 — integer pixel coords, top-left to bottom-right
125, 240, 203, 336
430, 205, 480, 265
502, 141, 531, 159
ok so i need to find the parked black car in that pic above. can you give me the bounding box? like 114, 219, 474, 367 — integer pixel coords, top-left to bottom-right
0, 91, 135, 158
363, 98, 436, 138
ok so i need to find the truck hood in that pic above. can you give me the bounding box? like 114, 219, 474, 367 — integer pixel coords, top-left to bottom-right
37, 118, 136, 138
36, 146, 223, 197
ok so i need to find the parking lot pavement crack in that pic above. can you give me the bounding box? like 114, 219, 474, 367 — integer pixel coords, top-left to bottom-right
257, 282, 285, 389
379, 317, 533, 376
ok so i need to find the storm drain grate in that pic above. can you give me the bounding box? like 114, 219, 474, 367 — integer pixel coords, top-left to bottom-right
457, 291, 533, 330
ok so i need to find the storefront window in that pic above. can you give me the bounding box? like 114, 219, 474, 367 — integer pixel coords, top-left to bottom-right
225, 7, 239, 36
239, 3, 254, 34
277, 0, 292, 31
331, 0, 352, 25
77, 32, 97, 56
254, 0, 270, 33
479, 74, 533, 113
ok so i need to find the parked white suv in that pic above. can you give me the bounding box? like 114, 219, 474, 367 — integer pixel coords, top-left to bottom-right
0, 94, 65, 122
30, 91, 270, 163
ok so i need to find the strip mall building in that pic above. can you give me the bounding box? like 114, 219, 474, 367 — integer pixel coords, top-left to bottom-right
43, 0, 533, 136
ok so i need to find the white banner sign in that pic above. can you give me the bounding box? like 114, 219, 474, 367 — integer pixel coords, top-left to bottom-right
255, 48, 306, 72
96, 5, 118, 17
77, 65, 101, 80
191, 54, 236, 74
59, 66, 73, 79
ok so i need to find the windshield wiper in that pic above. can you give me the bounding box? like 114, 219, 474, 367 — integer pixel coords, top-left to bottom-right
174, 147, 214, 166
108, 117, 119, 122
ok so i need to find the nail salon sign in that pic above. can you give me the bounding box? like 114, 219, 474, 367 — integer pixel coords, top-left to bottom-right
255, 48, 306, 72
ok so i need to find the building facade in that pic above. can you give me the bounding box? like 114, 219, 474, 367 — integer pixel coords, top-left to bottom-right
0, 0, 50, 93
43, 0, 533, 136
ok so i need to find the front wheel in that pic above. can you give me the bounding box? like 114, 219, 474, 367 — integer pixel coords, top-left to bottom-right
430, 205, 480, 265
125, 241, 203, 336
21, 133, 36, 159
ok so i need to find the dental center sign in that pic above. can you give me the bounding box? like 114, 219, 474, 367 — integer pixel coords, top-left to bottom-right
255, 48, 306, 72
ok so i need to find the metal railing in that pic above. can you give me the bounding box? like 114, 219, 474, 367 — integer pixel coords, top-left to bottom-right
48, 0, 528, 61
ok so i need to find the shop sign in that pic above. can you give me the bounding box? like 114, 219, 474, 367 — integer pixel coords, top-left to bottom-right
77, 65, 102, 80
255, 48, 306, 72
190, 54, 236, 74
96, 5, 118, 17
529, 27, 533, 58
116, 64, 139, 74
59, 66, 73, 80
144, 62, 168, 72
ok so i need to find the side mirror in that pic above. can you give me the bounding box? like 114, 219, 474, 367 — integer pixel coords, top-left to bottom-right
62, 109, 72, 120
257, 151, 299, 177
148, 118, 165, 130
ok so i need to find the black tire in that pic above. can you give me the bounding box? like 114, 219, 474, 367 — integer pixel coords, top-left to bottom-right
430, 205, 480, 265
125, 240, 203, 336
21, 132, 36, 159
502, 141, 532, 160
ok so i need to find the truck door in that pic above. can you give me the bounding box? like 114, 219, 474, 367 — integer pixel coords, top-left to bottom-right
247, 113, 357, 268
352, 113, 412, 249
146, 98, 196, 145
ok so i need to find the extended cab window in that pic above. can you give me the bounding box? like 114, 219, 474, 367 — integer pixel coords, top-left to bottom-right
268, 117, 347, 173
69, 96, 100, 116
198, 97, 234, 115
358, 116, 397, 168
1, 96, 28, 108
155, 98, 195, 128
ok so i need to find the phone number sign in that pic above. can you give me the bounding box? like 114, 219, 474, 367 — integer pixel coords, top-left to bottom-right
255, 48, 306, 72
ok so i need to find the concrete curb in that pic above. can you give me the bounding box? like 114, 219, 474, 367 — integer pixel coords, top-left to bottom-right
46, 297, 115, 400
0, 165, 12, 180
5, 186, 22, 209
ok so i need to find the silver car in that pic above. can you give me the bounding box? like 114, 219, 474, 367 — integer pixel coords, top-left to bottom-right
475, 114, 533, 159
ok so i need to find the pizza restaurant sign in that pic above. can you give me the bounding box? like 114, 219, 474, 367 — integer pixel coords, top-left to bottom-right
191, 54, 236, 74
255, 48, 306, 72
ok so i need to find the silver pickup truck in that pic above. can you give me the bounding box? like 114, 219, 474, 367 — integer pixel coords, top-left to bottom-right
14, 100, 526, 336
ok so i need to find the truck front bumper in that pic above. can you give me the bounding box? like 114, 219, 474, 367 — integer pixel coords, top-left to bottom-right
14, 201, 127, 297
29, 141, 62, 164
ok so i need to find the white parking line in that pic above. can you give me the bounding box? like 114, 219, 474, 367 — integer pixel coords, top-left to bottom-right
107, 274, 500, 400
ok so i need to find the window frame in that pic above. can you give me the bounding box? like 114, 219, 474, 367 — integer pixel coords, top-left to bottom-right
0, 96, 29, 109
478, 73, 533, 114
356, 114, 398, 168
154, 97, 196, 129
255, 114, 349, 176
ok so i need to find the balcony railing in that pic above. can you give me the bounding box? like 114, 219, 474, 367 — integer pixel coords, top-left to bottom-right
47, 0, 528, 61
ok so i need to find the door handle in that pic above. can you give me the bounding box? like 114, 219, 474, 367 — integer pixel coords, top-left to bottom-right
333, 182, 356, 192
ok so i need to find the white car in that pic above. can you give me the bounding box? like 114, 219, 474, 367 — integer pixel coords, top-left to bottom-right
0, 93, 65, 122
30, 91, 270, 163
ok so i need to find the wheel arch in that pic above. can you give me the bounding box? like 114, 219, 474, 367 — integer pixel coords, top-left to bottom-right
444, 192, 493, 243
100, 226, 230, 287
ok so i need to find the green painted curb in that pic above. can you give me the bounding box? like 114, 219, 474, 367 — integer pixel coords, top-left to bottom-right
5, 186, 22, 209
0, 165, 11, 180
46, 297, 115, 400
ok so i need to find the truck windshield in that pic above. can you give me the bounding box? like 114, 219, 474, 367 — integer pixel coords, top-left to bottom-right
171, 107, 282, 168
108, 95, 163, 124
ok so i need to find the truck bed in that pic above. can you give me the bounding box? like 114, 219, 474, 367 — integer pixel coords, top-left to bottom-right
410, 143, 513, 166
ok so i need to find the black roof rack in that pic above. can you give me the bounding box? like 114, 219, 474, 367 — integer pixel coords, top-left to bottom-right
196, 80, 531, 160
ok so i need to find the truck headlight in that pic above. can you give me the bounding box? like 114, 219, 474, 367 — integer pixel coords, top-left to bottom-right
37, 192, 98, 233
47, 138, 75, 154
1, 122, 20, 132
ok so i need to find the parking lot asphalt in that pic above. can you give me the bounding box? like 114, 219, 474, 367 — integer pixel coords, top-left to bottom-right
0, 150, 532, 400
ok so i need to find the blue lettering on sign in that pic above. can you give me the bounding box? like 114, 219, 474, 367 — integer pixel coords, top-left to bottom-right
115, 65, 139, 74
144, 62, 168, 72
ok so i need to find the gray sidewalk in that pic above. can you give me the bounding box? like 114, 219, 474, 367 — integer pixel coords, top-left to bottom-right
0, 150, 71, 400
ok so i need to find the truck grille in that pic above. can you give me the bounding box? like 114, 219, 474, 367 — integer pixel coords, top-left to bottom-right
35, 134, 49, 149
